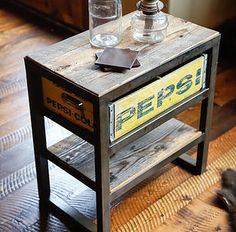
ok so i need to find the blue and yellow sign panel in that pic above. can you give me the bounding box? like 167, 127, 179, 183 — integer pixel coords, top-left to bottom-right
110, 55, 207, 141
42, 78, 94, 132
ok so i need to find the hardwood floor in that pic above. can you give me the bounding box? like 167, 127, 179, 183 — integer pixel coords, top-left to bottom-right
0, 3, 235, 232
0, 4, 71, 152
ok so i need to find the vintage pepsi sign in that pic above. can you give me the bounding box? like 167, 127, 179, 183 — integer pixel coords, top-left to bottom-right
109, 55, 207, 141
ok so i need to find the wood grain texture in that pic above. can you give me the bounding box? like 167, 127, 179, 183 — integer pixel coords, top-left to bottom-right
0, 126, 235, 231
0, 5, 234, 232
0, 89, 29, 126
155, 183, 230, 232
0, 113, 30, 138
113, 129, 236, 231
0, 23, 62, 98
0, 139, 34, 178
0, 167, 73, 232
0, 6, 65, 151
11, 0, 89, 31
0, 113, 63, 152
110, 126, 236, 231
0, 123, 32, 152
48, 118, 201, 194
29, 13, 219, 97
5, 0, 169, 32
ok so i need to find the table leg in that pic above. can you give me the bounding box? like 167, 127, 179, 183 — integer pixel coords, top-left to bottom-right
196, 42, 220, 174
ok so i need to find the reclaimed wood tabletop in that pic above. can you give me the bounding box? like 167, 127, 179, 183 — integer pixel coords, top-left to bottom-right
28, 13, 220, 97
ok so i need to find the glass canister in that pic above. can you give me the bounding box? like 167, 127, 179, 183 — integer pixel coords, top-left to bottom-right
89, 0, 122, 48
131, 0, 168, 44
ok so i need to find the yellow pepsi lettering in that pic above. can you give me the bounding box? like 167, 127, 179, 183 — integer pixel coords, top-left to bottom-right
112, 56, 205, 139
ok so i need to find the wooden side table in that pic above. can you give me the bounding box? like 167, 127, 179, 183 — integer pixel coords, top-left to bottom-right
25, 13, 220, 232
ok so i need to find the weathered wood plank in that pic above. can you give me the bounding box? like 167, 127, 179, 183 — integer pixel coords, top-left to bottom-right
0, 113, 30, 138
1, 126, 235, 231
0, 123, 32, 152
48, 118, 201, 193
0, 23, 63, 98
0, 165, 85, 231
29, 13, 219, 97
0, 139, 34, 179
0, 6, 66, 152
114, 144, 236, 231
110, 120, 201, 193
0, 89, 29, 127
0, 112, 68, 152
155, 184, 230, 232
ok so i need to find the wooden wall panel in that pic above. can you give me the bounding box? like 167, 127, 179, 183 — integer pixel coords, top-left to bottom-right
12, 0, 88, 31
123, 0, 137, 15
13, 0, 51, 14
10, 0, 168, 31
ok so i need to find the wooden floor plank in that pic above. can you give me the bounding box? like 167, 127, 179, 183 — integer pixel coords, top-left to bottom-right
155, 184, 230, 232
116, 144, 236, 231
0, 113, 30, 138
0, 127, 234, 231
0, 89, 29, 126
111, 127, 236, 231
175, 103, 201, 128
0, 23, 63, 98
0, 172, 70, 232
0, 5, 66, 151
0, 139, 34, 178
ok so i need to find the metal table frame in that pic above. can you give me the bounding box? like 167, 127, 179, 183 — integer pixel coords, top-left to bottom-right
25, 35, 220, 231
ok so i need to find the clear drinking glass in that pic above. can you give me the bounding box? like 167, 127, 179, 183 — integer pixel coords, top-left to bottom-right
89, 0, 122, 48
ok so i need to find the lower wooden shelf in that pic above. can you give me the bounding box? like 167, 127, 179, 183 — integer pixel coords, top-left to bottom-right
48, 118, 202, 200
